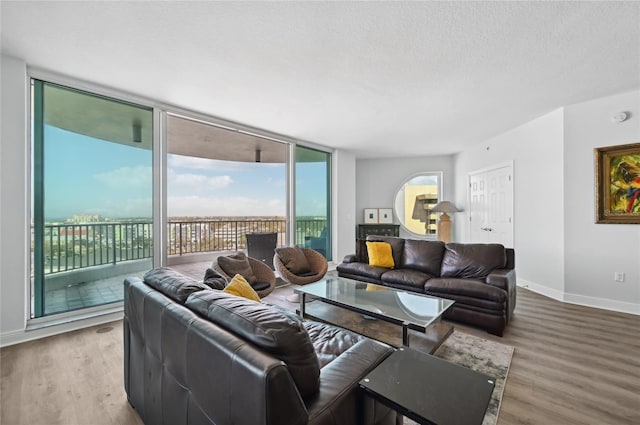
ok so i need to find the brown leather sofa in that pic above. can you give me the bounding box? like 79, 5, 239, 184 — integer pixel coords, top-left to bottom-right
124, 267, 396, 425
337, 236, 516, 336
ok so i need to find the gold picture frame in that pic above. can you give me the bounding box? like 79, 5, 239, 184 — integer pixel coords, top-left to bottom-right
595, 142, 640, 224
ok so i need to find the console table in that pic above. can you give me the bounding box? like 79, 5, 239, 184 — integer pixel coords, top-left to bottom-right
356, 224, 400, 260
357, 224, 400, 239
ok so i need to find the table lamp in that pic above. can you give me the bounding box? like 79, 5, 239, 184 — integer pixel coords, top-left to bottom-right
431, 201, 461, 243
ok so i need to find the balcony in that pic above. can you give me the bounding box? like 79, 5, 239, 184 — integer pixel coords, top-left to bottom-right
37, 217, 327, 316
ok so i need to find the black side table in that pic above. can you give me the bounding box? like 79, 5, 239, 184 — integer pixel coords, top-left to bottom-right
359, 347, 495, 425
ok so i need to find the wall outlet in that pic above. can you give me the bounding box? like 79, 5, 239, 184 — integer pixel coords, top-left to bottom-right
614, 272, 625, 282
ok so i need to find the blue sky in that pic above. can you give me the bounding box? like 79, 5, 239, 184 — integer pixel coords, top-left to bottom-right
42, 126, 327, 220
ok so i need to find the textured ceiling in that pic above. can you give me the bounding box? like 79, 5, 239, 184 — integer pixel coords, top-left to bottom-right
1, 1, 639, 158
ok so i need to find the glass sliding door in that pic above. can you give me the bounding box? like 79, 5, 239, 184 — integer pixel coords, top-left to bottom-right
295, 146, 331, 260
165, 114, 287, 265
31, 80, 153, 317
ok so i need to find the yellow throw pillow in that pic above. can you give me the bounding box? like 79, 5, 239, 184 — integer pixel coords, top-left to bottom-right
223, 274, 261, 302
366, 242, 395, 269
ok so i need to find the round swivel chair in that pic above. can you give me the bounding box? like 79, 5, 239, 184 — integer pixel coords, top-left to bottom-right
273, 247, 328, 302
214, 252, 276, 298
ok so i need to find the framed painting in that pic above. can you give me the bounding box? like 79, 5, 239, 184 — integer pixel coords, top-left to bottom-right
364, 208, 379, 224
595, 142, 640, 224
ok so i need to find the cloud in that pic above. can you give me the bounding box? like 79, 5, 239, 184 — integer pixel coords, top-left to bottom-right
167, 168, 233, 194
267, 177, 286, 187
167, 195, 285, 217
79, 197, 153, 219
168, 154, 283, 172
93, 166, 152, 190
168, 155, 218, 170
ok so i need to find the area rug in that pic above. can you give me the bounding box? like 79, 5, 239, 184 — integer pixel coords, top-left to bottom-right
404, 331, 514, 425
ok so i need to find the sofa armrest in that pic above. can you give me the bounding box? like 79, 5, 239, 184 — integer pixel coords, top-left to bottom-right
306, 339, 394, 425
485, 268, 516, 291
342, 254, 358, 263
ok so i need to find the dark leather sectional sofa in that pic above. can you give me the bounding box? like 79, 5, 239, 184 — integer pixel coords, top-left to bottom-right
337, 236, 516, 336
124, 267, 396, 425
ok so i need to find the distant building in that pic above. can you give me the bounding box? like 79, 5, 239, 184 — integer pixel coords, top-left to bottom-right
66, 214, 103, 223
59, 227, 89, 237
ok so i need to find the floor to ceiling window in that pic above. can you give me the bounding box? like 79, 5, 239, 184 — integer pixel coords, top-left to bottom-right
165, 114, 287, 264
295, 145, 332, 260
29, 80, 332, 321
31, 80, 153, 317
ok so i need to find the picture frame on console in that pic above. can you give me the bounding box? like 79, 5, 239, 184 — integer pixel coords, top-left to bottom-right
364, 208, 379, 224
595, 142, 640, 224
378, 208, 393, 224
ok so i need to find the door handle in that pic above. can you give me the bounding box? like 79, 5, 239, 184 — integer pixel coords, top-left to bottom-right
480, 227, 493, 232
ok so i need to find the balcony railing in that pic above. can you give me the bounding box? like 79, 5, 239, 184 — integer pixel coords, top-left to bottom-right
41, 218, 326, 274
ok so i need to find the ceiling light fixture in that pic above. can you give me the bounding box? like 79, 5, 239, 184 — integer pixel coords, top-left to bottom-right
132, 122, 142, 143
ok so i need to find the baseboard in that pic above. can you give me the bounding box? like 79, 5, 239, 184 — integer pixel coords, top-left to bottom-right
517, 278, 639, 316
563, 292, 639, 315
0, 310, 124, 347
517, 278, 565, 302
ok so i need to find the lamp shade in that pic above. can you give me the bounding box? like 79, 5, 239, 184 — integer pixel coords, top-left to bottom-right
431, 201, 461, 213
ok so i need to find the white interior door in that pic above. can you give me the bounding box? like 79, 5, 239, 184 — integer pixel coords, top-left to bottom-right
468, 163, 514, 247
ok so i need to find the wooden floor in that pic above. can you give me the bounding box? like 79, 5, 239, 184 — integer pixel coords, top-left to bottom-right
1, 285, 639, 425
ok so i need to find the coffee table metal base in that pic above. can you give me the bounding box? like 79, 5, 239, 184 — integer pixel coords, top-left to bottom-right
299, 295, 453, 354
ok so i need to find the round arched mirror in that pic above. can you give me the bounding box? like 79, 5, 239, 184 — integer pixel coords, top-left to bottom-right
393, 172, 442, 237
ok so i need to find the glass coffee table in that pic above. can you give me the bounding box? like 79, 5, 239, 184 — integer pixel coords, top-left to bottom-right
295, 276, 455, 353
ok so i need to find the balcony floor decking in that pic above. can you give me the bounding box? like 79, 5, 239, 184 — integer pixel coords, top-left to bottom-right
40, 250, 295, 316
170, 260, 212, 281
43, 268, 148, 315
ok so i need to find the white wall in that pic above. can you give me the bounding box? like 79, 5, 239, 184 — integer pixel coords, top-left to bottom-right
355, 155, 455, 240
563, 90, 640, 312
453, 91, 640, 314
454, 109, 566, 296
333, 149, 356, 263
1, 55, 29, 339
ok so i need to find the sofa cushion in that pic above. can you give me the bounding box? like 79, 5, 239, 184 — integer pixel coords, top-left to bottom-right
203, 268, 227, 290
355, 239, 369, 263
441, 243, 506, 280
366, 241, 395, 269
425, 278, 507, 305
275, 246, 312, 274
223, 274, 261, 302
302, 320, 366, 368
217, 252, 257, 284
366, 235, 405, 268
336, 261, 388, 281
400, 239, 445, 276
267, 305, 367, 368
185, 290, 320, 398
143, 267, 212, 304
380, 269, 432, 290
